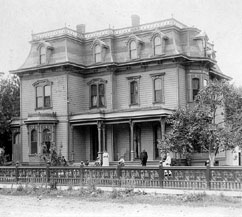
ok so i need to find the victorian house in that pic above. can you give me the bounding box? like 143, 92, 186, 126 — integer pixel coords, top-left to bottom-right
11, 15, 231, 165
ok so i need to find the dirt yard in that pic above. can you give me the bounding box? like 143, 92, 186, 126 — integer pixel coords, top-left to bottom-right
0, 194, 241, 217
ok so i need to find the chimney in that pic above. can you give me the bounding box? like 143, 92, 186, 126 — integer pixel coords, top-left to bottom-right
131, 15, 140, 27
76, 24, 86, 34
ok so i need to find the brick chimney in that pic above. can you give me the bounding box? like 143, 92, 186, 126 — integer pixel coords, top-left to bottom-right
76, 24, 86, 34
131, 15, 140, 27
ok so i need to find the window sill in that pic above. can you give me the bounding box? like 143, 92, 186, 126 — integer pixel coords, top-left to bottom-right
35, 107, 53, 111
153, 101, 165, 105
129, 103, 139, 107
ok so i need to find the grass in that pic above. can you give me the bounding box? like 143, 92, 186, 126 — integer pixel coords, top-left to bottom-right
0, 182, 242, 208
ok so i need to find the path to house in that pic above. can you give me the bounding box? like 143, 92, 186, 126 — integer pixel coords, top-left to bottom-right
0, 194, 241, 217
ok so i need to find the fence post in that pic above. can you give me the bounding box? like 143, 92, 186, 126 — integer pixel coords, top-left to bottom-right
80, 161, 84, 186
159, 161, 164, 188
116, 164, 121, 187
46, 161, 50, 183
15, 161, 19, 183
206, 164, 211, 190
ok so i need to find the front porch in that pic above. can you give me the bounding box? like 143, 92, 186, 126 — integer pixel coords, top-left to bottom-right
69, 116, 167, 164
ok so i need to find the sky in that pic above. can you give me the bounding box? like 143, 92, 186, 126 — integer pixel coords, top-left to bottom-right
0, 0, 242, 85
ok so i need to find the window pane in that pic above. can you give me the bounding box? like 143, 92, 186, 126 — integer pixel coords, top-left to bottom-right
130, 41, 136, 49
154, 78, 162, 90
155, 90, 162, 102
91, 85, 97, 95
44, 85, 50, 96
37, 97, 43, 108
44, 96, 51, 107
14, 133, 20, 144
40, 46, 45, 55
154, 36, 161, 45
95, 53, 101, 62
131, 81, 138, 104
31, 130, 37, 154
192, 78, 200, 90
204, 79, 208, 87
36, 86, 42, 97
99, 84, 105, 107
155, 44, 162, 55
95, 45, 101, 53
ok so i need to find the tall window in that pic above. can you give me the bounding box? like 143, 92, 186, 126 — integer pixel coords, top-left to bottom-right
31, 130, 37, 154
130, 80, 138, 105
90, 82, 106, 108
43, 129, 51, 154
129, 41, 137, 59
40, 46, 46, 64
192, 78, 200, 100
36, 85, 51, 109
154, 78, 163, 102
154, 36, 162, 55
95, 45, 101, 63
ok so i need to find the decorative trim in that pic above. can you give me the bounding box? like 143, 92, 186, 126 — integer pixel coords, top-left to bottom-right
32, 79, 52, 87
125, 34, 144, 46
87, 78, 107, 86
91, 38, 109, 49
150, 29, 168, 42
126, 75, 141, 81
150, 72, 166, 78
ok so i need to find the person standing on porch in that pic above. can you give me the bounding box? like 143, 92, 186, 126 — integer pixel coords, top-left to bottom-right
140, 149, 148, 166
102, 150, 109, 166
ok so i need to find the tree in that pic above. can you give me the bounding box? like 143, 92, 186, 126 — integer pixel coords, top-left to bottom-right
160, 80, 242, 166
0, 74, 20, 161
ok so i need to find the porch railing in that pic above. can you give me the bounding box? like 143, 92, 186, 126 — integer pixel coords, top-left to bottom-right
1, 163, 242, 191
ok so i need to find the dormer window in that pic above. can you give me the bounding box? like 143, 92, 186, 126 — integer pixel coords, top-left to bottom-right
40, 46, 46, 64
126, 34, 144, 60
94, 45, 101, 63
129, 41, 137, 59
154, 36, 162, 55
150, 30, 168, 56
91, 38, 109, 63
37, 41, 53, 65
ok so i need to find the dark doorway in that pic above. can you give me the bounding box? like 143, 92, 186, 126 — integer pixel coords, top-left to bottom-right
90, 125, 98, 161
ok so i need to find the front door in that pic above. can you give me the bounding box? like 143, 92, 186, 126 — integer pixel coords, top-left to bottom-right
90, 125, 98, 161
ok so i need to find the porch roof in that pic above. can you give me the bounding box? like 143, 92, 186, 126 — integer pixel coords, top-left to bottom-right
69, 107, 173, 125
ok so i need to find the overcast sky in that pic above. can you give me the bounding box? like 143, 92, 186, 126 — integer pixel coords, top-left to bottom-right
1, 0, 242, 85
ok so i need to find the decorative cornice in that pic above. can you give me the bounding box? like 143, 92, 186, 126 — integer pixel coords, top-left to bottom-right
150, 29, 168, 41
125, 34, 144, 46
87, 78, 108, 85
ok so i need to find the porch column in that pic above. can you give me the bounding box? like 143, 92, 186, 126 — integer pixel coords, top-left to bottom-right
97, 121, 102, 159
70, 125, 74, 162
130, 120, 134, 161
160, 117, 165, 157
102, 124, 106, 152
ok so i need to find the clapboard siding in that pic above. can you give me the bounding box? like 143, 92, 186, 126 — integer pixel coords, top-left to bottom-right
21, 73, 67, 118
68, 74, 84, 114
178, 67, 186, 107
115, 67, 178, 110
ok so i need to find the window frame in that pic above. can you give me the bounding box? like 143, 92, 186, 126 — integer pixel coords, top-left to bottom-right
127, 76, 141, 106
154, 36, 162, 56
88, 78, 107, 109
94, 44, 101, 63
129, 40, 137, 60
30, 129, 38, 155
33, 80, 53, 110
150, 73, 165, 104
39, 46, 46, 64
192, 78, 200, 100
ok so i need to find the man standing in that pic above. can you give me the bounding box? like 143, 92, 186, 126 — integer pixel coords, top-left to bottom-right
140, 149, 148, 166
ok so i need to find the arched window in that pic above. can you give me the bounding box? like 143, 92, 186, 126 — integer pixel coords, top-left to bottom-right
43, 129, 51, 154
130, 80, 138, 105
31, 130, 37, 154
95, 45, 101, 63
154, 78, 162, 102
40, 46, 46, 64
14, 133, 20, 144
192, 78, 200, 100
129, 41, 137, 59
154, 36, 162, 55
